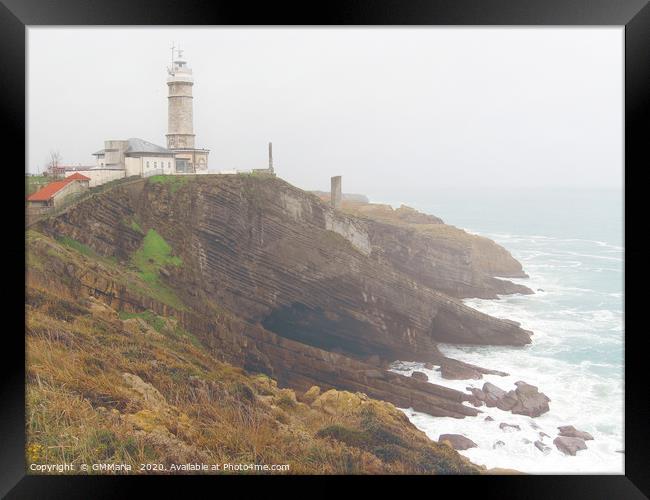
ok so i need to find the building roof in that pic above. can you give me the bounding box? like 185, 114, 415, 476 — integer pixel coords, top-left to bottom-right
66, 173, 91, 181
126, 138, 173, 155
61, 164, 96, 171
27, 180, 73, 202
93, 138, 174, 158
27, 176, 87, 202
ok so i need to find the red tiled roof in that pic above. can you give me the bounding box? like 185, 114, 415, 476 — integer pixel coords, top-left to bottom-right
66, 172, 91, 181
27, 172, 92, 201
27, 180, 72, 201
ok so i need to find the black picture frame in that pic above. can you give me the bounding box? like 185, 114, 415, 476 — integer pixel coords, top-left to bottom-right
3, 0, 647, 497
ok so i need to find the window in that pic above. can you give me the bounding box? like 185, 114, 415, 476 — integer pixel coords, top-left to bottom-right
154, 161, 157, 168
146, 161, 149, 168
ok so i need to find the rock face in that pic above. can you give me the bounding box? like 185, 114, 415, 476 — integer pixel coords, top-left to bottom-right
483, 382, 507, 407
483, 381, 550, 417
340, 201, 533, 300
439, 434, 478, 450
558, 425, 594, 441
441, 362, 482, 380
36, 176, 535, 421
507, 382, 550, 417
469, 388, 486, 401
411, 371, 429, 382
553, 436, 588, 456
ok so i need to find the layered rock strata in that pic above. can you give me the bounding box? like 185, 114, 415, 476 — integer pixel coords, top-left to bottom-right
36, 175, 536, 420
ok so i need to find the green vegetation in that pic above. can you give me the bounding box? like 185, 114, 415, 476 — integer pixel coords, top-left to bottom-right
119, 310, 166, 333
148, 175, 189, 194
132, 229, 182, 283
25, 230, 481, 475
26, 175, 49, 195
128, 229, 184, 309
123, 217, 144, 234
58, 236, 94, 257
118, 310, 201, 347
57, 235, 117, 266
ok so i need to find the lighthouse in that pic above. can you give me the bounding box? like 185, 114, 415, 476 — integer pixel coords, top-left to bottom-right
166, 44, 209, 173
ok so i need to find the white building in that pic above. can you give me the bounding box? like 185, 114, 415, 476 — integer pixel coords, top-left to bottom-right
92, 138, 176, 178
85, 46, 210, 187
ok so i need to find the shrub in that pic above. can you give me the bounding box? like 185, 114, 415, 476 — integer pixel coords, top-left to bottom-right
275, 389, 297, 410
316, 424, 368, 448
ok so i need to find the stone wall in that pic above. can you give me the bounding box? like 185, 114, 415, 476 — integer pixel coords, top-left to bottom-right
64, 169, 125, 188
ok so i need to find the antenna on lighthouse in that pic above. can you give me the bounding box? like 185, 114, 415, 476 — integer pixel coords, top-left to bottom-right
170, 42, 175, 65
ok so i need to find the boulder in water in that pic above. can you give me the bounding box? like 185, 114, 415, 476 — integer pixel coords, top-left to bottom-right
499, 422, 521, 432
553, 436, 587, 456
483, 381, 550, 416
439, 434, 478, 450
469, 388, 486, 401
483, 382, 507, 407
558, 425, 594, 441
411, 371, 429, 382
441, 362, 482, 380
514, 381, 550, 416
535, 440, 552, 455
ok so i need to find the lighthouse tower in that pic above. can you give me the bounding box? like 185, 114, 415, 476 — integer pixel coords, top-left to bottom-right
166, 45, 209, 173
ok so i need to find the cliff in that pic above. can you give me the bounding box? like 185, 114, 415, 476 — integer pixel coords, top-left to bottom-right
27, 174, 536, 472
26, 268, 480, 474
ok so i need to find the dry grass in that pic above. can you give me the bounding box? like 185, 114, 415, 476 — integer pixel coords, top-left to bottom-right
25, 231, 480, 475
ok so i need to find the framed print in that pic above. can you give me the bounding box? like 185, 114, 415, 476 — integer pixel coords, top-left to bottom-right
2, 0, 647, 497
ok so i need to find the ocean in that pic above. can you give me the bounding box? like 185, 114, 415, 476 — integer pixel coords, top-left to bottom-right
383, 188, 624, 474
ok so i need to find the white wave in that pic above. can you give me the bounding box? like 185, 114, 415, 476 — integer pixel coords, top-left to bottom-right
391, 225, 624, 473
390, 356, 624, 474
563, 251, 623, 262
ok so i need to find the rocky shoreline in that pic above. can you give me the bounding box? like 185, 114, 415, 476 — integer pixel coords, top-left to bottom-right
31, 174, 587, 471
391, 359, 599, 462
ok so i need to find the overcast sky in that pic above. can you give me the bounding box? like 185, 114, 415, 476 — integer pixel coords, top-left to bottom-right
27, 27, 623, 197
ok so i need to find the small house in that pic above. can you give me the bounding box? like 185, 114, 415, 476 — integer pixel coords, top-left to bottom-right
27, 173, 91, 212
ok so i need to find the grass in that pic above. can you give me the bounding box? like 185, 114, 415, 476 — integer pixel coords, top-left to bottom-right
118, 310, 201, 347
132, 229, 182, 284
25, 276, 480, 474
26, 175, 50, 195
148, 175, 190, 194
57, 236, 94, 257
33, 229, 185, 312
25, 230, 481, 475
129, 229, 185, 309
123, 217, 144, 234
56, 235, 117, 266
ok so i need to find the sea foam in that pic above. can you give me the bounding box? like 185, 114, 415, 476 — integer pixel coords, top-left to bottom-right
393, 232, 624, 473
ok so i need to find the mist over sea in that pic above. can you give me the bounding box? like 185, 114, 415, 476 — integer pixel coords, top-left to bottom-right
382, 188, 624, 473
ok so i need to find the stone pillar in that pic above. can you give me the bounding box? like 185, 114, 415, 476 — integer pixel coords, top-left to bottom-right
331, 176, 342, 210
268, 142, 273, 171
166, 51, 196, 150
166, 80, 195, 149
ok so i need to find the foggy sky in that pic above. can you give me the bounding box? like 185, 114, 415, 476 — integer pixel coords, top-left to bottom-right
27, 27, 623, 199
